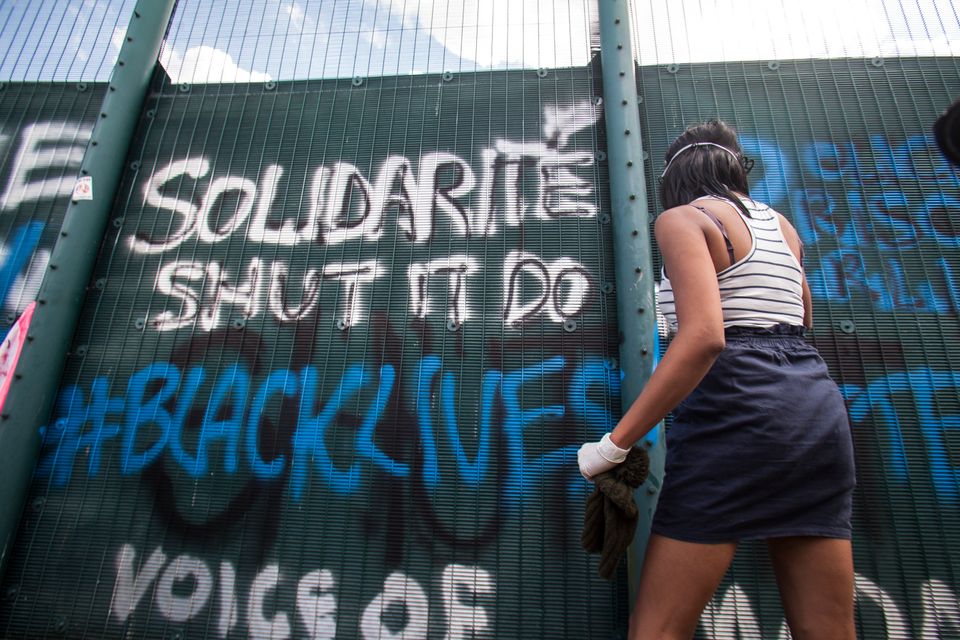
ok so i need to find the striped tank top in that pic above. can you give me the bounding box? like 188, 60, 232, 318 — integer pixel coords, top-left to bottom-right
658, 197, 805, 332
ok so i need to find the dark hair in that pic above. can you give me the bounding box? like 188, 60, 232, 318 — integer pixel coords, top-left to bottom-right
934, 97, 960, 167
658, 119, 753, 217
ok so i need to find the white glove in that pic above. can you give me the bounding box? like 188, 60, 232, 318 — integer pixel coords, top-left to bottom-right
578, 433, 631, 481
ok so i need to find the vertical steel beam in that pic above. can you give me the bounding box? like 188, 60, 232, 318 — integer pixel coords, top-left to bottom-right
0, 0, 178, 578
596, 0, 664, 602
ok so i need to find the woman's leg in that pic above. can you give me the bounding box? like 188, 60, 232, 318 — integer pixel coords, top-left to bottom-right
630, 533, 737, 640
766, 536, 856, 640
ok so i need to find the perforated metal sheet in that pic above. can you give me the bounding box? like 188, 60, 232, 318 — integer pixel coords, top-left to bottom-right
0, 65, 628, 639
638, 56, 960, 638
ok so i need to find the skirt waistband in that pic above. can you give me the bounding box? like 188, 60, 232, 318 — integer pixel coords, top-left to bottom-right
724, 323, 807, 342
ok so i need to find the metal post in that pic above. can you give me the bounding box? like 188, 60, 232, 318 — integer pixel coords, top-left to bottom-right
0, 0, 178, 578
596, 0, 664, 603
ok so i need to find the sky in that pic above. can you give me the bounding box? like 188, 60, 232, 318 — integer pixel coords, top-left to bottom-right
0, 0, 958, 82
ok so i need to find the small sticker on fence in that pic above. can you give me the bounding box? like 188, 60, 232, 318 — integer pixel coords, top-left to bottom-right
72, 176, 92, 201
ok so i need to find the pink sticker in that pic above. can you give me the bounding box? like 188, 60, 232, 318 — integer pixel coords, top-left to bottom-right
0, 301, 37, 413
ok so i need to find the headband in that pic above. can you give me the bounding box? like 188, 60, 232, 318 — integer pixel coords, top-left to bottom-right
659, 141, 741, 179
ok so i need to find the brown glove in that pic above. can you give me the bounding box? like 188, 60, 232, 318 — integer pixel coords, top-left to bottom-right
581, 446, 650, 580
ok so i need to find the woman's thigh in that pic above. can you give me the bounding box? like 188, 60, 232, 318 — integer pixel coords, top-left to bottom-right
766, 536, 856, 640
630, 534, 737, 640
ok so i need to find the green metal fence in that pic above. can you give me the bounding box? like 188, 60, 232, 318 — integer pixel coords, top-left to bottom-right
637, 56, 960, 638
0, 1, 958, 638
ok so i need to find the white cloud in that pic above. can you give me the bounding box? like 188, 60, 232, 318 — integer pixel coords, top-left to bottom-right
370, 30, 388, 49
284, 2, 305, 31
631, 0, 960, 64
385, 0, 958, 70
160, 45, 272, 84
111, 26, 126, 52
283, 2, 317, 34
385, 0, 593, 69
150, 0, 957, 82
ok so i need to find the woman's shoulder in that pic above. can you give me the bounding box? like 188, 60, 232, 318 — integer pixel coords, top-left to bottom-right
734, 195, 769, 210
691, 193, 765, 213
738, 197, 783, 220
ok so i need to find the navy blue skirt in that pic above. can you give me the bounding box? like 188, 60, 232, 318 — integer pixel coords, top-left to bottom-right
651, 324, 855, 543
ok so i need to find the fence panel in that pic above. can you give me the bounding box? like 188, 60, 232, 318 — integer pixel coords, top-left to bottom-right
638, 55, 960, 639
0, 4, 628, 635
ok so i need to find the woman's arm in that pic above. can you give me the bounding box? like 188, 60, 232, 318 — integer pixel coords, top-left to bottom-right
578, 206, 726, 478
609, 207, 726, 447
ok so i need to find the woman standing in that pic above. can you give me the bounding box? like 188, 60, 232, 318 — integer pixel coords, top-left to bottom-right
578, 119, 857, 640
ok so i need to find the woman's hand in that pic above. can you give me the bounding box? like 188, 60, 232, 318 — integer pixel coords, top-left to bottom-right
578, 433, 631, 480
